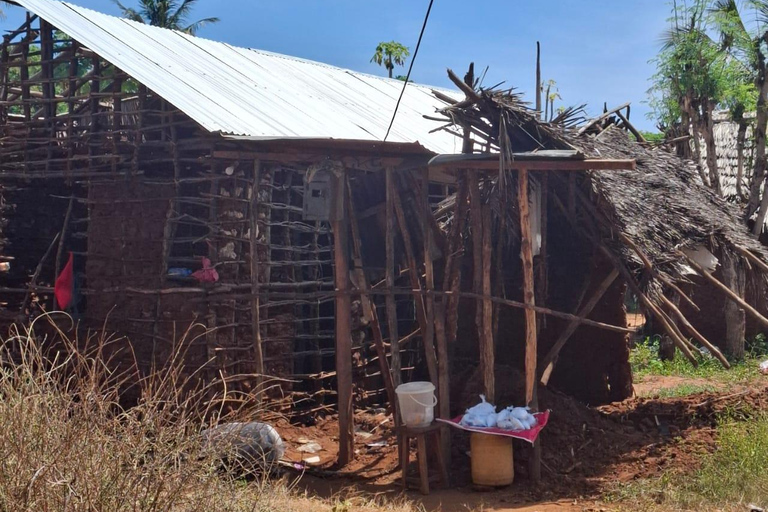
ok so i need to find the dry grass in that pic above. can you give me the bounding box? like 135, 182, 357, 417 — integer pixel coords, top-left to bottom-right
0, 315, 422, 512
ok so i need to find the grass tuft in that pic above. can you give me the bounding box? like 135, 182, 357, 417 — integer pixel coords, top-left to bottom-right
0, 316, 420, 512
607, 413, 768, 511
630, 336, 765, 386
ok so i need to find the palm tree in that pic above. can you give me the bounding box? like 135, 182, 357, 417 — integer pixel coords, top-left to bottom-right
370, 41, 410, 79
710, 0, 768, 235
112, 0, 219, 35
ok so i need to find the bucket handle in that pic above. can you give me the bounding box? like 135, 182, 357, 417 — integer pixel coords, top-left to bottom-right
409, 394, 438, 408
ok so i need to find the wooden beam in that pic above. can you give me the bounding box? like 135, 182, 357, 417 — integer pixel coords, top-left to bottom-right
385, 168, 401, 388
734, 245, 768, 274
429, 158, 637, 172
678, 250, 768, 329
577, 102, 632, 135
332, 174, 354, 467
539, 268, 619, 386
518, 168, 538, 406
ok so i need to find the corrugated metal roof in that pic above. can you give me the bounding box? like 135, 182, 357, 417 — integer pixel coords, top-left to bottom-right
14, 0, 463, 154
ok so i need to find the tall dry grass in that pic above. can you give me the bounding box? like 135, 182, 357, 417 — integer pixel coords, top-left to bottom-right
0, 315, 420, 512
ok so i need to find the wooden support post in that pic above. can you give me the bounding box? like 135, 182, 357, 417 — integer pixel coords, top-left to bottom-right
480, 202, 494, 399
721, 249, 746, 360
444, 177, 469, 348
421, 170, 438, 393
385, 168, 401, 387
348, 179, 397, 416
678, 250, 768, 330
469, 170, 494, 401
518, 169, 538, 406
250, 161, 264, 398
332, 173, 354, 467
392, 174, 438, 386
519, 168, 540, 484
425, 168, 451, 463
539, 268, 619, 385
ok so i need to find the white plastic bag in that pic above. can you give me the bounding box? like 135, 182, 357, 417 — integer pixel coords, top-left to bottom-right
460, 395, 497, 427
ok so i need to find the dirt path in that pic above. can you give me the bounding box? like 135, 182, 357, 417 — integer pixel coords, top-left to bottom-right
282, 384, 768, 511
632, 374, 723, 396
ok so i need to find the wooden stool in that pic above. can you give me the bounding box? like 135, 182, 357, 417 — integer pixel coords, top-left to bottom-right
397, 422, 449, 495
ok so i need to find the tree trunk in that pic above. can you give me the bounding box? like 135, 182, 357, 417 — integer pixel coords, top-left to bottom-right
721, 249, 746, 360
683, 101, 709, 187
700, 100, 723, 196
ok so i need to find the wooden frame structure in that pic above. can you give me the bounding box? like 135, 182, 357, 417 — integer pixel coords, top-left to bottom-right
5, 9, 768, 480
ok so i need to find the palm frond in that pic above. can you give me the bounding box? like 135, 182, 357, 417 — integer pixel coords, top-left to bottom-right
169, 0, 198, 27
183, 17, 220, 35
112, 0, 146, 23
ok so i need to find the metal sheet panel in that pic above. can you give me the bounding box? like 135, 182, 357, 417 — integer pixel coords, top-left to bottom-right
15, 0, 463, 154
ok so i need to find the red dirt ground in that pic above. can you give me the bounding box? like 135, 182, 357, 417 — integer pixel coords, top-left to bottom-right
275, 383, 768, 511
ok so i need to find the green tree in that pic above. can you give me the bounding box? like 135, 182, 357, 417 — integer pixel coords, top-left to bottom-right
370, 41, 410, 79
648, 0, 741, 195
112, 0, 219, 34
710, 0, 768, 234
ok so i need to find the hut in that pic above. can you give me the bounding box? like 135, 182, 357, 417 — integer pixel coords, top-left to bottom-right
3, 0, 768, 475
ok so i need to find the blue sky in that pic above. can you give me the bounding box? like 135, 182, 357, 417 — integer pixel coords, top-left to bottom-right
1, 0, 672, 131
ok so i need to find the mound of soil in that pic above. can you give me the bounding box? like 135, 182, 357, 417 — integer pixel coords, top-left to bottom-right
277, 383, 768, 503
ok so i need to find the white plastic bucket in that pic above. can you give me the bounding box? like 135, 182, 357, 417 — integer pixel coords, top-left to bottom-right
395, 381, 437, 427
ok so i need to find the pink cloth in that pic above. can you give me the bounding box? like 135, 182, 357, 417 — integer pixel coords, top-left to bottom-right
192, 257, 219, 283
437, 410, 550, 445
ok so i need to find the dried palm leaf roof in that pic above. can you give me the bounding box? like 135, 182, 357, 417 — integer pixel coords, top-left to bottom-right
429, 73, 768, 298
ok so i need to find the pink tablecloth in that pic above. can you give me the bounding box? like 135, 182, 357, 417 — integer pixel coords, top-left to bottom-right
437, 410, 550, 445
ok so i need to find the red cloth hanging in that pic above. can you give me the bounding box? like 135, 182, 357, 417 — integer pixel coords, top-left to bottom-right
54, 252, 75, 310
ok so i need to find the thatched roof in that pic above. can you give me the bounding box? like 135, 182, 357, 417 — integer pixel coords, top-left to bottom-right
429, 77, 768, 303
570, 126, 768, 291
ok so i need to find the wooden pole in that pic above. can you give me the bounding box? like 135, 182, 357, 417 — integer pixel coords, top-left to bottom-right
480, 202, 495, 401
250, 161, 264, 398
535, 42, 542, 119
385, 168, 401, 387
539, 268, 619, 385
421, 170, 438, 392
444, 177, 469, 347
518, 169, 538, 406
392, 174, 438, 385
734, 245, 768, 274
517, 168, 540, 483
469, 170, 494, 401
348, 178, 398, 416
678, 250, 768, 329
332, 173, 354, 467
